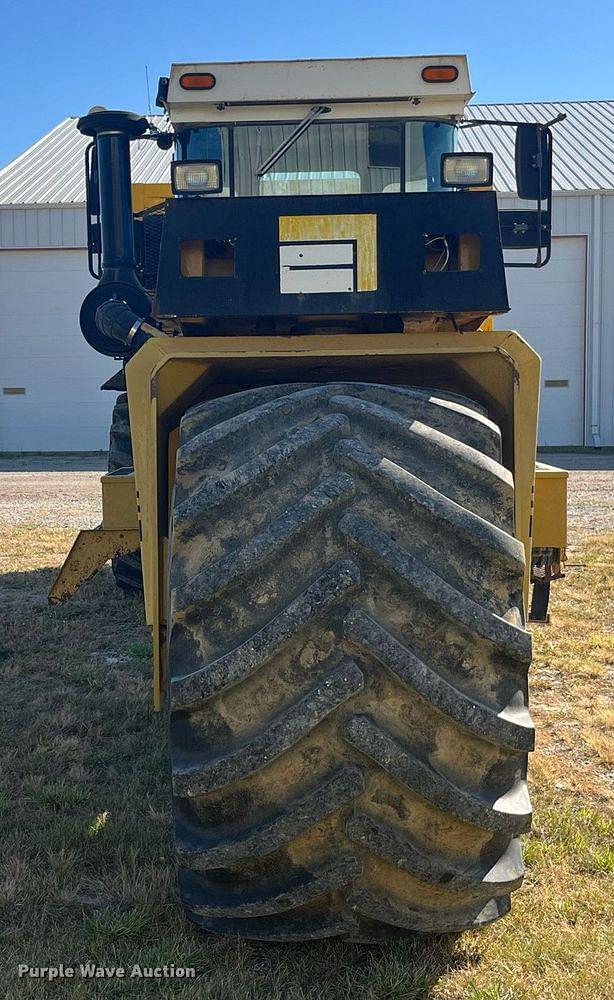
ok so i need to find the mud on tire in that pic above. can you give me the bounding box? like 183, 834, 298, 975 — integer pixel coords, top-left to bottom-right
167, 382, 533, 942
108, 393, 143, 593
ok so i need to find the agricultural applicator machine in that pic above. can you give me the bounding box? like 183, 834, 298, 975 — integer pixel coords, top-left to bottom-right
50, 55, 568, 941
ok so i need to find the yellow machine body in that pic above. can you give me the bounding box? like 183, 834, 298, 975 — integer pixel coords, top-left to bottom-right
533, 462, 568, 556
48, 472, 139, 604
131, 183, 172, 214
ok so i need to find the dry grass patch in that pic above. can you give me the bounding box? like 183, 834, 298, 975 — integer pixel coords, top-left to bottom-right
530, 533, 614, 792
0, 523, 612, 999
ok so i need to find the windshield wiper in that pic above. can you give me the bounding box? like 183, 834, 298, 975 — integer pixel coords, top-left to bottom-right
256, 105, 331, 178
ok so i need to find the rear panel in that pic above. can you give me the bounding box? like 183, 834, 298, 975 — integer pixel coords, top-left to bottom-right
155, 191, 508, 322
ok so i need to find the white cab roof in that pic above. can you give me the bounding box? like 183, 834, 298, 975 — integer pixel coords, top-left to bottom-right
166, 55, 473, 124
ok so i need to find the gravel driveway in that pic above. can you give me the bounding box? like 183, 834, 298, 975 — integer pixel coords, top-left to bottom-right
0, 455, 107, 529
544, 452, 614, 547
1, 451, 613, 543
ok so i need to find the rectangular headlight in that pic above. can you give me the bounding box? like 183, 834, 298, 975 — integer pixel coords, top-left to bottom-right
441, 153, 493, 188
172, 160, 222, 194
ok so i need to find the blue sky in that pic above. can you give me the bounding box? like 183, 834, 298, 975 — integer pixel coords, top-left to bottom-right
3, 0, 613, 167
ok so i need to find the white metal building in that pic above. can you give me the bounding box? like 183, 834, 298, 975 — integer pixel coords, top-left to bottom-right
462, 103, 614, 449
0, 103, 613, 451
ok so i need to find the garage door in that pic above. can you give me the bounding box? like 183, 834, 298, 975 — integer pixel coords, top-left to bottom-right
496, 236, 586, 447
0, 249, 117, 451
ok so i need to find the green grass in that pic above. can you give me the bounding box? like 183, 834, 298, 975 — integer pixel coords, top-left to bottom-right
0, 524, 612, 999
30, 783, 93, 811
524, 804, 614, 873
124, 640, 152, 660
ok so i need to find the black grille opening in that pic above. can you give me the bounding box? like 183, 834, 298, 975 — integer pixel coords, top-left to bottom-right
134, 203, 165, 292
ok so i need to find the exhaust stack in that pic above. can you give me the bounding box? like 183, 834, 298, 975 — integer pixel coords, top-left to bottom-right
77, 109, 154, 357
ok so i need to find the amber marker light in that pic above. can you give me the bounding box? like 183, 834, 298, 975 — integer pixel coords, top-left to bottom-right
421, 65, 459, 83
179, 72, 217, 90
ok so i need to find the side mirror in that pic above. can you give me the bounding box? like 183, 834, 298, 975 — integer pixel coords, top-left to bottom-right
515, 124, 552, 201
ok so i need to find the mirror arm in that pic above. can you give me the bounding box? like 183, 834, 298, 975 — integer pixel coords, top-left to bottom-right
459, 113, 566, 130
542, 112, 567, 128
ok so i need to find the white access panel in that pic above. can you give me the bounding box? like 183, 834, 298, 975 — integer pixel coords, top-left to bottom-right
0, 249, 117, 451
496, 236, 587, 446
280, 241, 355, 294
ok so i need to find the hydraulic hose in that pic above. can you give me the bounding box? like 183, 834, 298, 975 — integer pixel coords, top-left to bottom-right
95, 299, 165, 351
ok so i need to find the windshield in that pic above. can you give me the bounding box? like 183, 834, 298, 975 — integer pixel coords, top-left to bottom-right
176, 120, 456, 196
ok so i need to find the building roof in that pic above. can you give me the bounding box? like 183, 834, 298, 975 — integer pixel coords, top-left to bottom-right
1, 101, 613, 205
0, 116, 170, 206
463, 101, 614, 193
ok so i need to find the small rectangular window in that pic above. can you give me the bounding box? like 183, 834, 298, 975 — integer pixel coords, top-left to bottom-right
368, 123, 402, 168
424, 233, 480, 272
180, 239, 235, 277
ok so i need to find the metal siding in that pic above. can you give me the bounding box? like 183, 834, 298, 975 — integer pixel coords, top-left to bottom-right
498, 193, 594, 235
0, 248, 117, 451
0, 206, 87, 249
495, 235, 587, 445
599, 196, 614, 444
497, 191, 614, 447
